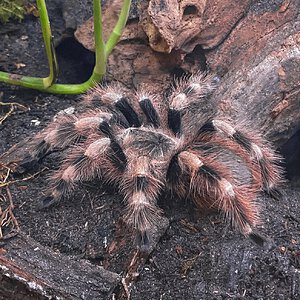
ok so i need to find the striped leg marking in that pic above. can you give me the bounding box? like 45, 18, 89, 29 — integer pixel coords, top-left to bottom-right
41, 138, 111, 208
122, 156, 163, 246
177, 150, 259, 235
198, 119, 282, 196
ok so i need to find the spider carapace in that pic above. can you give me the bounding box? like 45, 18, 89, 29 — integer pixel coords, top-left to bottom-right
16, 73, 283, 247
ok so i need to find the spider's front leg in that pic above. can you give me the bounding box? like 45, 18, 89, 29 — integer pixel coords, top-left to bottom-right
83, 83, 142, 127
41, 134, 125, 208
16, 84, 139, 173
120, 155, 164, 247
167, 72, 219, 136
17, 109, 115, 173
167, 149, 265, 245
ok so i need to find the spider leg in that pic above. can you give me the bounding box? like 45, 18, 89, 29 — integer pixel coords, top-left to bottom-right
17, 110, 118, 172
120, 155, 163, 247
168, 150, 261, 241
167, 72, 219, 135
197, 119, 283, 198
18, 84, 143, 173
192, 136, 263, 193
136, 90, 162, 128
41, 134, 126, 208
83, 83, 142, 127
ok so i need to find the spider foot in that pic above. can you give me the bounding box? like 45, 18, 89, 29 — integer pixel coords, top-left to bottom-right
249, 231, 266, 247
38, 195, 59, 209
266, 187, 282, 201
14, 156, 40, 174
249, 231, 275, 249
135, 231, 151, 253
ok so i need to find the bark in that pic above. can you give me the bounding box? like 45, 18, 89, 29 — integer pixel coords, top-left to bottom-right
0, 218, 169, 299
0, 234, 120, 299
207, 0, 300, 146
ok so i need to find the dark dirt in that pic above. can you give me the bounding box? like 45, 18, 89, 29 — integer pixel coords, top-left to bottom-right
0, 1, 300, 300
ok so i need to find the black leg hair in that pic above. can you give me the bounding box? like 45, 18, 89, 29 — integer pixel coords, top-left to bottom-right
166, 154, 181, 186
109, 139, 127, 172
115, 96, 141, 127
16, 139, 51, 173
138, 97, 160, 128
168, 109, 181, 135
83, 84, 141, 127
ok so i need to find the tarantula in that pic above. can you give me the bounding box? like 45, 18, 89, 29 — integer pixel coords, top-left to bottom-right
16, 73, 282, 246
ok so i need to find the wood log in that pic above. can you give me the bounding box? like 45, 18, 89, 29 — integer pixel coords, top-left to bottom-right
0, 233, 120, 299
206, 0, 300, 146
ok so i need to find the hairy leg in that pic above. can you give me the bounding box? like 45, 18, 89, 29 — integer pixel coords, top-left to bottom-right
120, 155, 164, 247
197, 118, 283, 198
41, 134, 125, 208
167, 149, 263, 243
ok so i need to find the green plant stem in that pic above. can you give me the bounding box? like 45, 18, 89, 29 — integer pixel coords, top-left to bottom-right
37, 0, 59, 87
93, 0, 106, 77
105, 0, 131, 56
0, 0, 57, 90
0, 0, 131, 94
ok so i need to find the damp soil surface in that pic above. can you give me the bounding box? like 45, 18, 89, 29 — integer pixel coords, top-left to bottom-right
0, 1, 300, 300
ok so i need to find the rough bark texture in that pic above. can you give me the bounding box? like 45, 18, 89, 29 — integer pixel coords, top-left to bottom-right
142, 0, 207, 53
0, 234, 120, 299
207, 0, 300, 146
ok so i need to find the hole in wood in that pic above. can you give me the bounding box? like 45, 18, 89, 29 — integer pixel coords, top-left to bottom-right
183, 5, 198, 16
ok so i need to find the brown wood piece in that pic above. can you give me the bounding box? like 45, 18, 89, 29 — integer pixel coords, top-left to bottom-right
0, 234, 120, 299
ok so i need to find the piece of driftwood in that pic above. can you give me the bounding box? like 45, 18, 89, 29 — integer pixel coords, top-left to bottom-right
74, 0, 300, 147
0, 233, 120, 299
206, 0, 300, 147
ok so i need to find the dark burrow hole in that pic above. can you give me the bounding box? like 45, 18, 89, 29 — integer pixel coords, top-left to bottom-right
55, 37, 95, 84
183, 5, 198, 15
185, 45, 208, 71
280, 128, 300, 185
